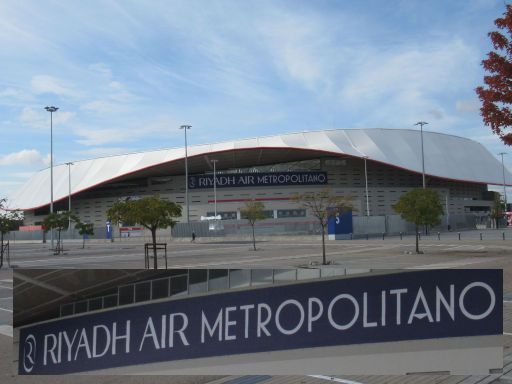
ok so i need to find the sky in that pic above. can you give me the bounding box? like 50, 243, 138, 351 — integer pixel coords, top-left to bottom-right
1, 0, 511, 201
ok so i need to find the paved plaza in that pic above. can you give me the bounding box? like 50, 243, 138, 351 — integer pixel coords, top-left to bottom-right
0, 229, 512, 383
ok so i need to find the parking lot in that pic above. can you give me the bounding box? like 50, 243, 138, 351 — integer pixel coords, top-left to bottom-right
1, 229, 512, 383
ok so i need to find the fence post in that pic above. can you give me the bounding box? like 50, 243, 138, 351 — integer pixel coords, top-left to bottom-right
503, 232, 506, 241
382, 232, 385, 240
437, 232, 440, 241
458, 232, 461, 240
480, 233, 483, 241
400, 232, 403, 240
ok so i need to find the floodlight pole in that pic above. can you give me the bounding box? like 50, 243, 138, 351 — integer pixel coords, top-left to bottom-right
180, 125, 191, 223
45, 106, 59, 249
363, 156, 370, 216
415, 121, 428, 189
212, 160, 218, 218
499, 152, 508, 209
66, 162, 73, 234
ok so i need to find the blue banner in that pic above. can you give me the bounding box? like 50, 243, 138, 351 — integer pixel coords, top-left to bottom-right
19, 269, 502, 374
188, 171, 327, 189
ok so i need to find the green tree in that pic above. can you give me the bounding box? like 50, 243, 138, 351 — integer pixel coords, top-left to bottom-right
0, 199, 22, 268
476, 4, 512, 145
490, 192, 506, 229
107, 196, 182, 269
393, 189, 444, 254
241, 200, 267, 251
292, 188, 353, 265
42, 211, 76, 254
75, 221, 95, 248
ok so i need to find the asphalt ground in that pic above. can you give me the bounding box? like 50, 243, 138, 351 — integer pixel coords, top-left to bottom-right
1, 228, 512, 383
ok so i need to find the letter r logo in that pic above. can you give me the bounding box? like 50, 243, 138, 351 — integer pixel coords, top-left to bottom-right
23, 334, 36, 373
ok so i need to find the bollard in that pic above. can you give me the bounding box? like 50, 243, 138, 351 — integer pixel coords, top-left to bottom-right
366, 234, 369, 240
480, 233, 483, 241
350, 233, 353, 240
418, 232, 421, 241
503, 232, 506, 241
400, 232, 403, 240
382, 232, 385, 240
437, 232, 440, 240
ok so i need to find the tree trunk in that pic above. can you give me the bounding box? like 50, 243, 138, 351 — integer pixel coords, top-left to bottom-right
58, 230, 62, 254
0, 232, 4, 269
321, 223, 326, 265
82, 236, 85, 249
152, 228, 158, 270
251, 223, 256, 251
415, 223, 420, 254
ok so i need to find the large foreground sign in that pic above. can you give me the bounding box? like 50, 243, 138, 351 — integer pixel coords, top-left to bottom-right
188, 171, 327, 189
19, 269, 502, 374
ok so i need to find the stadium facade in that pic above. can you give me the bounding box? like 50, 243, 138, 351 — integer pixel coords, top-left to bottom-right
9, 128, 512, 230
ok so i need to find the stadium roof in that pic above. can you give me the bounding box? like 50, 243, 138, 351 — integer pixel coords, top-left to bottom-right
8, 128, 512, 210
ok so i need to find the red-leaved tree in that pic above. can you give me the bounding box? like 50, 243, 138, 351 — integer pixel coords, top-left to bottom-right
476, 5, 512, 146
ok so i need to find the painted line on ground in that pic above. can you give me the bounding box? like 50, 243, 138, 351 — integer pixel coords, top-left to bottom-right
0, 325, 12, 338
408, 257, 501, 270
0, 307, 12, 313
308, 376, 364, 384
0, 284, 12, 290
504, 332, 512, 336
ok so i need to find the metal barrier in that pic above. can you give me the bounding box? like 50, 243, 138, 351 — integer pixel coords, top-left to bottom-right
144, 243, 168, 269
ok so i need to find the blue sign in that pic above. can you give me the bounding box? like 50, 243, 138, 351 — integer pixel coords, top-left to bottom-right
19, 269, 502, 374
105, 221, 112, 240
188, 171, 327, 189
328, 210, 353, 238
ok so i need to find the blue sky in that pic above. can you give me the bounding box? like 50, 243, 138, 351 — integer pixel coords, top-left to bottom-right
1, 0, 511, 200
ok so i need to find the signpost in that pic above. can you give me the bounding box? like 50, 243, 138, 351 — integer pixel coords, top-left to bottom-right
18, 269, 502, 375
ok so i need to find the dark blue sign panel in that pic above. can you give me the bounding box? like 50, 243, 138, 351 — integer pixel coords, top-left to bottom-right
105, 221, 112, 240
188, 171, 327, 189
328, 211, 353, 235
19, 269, 502, 374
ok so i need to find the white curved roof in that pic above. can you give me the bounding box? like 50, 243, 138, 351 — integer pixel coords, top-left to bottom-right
8, 128, 512, 210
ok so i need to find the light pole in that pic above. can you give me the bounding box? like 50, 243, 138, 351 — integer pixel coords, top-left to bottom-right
414, 121, 428, 189
499, 152, 508, 210
45, 106, 58, 249
65, 162, 73, 234
180, 125, 191, 223
211, 159, 218, 219
363, 156, 370, 216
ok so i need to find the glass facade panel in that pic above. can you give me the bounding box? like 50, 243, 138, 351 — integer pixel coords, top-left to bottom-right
189, 269, 207, 294
170, 274, 188, 296
119, 285, 134, 305
74, 300, 88, 314
151, 277, 170, 299
135, 281, 151, 303
60, 303, 74, 317
297, 268, 320, 280
251, 269, 273, 286
208, 269, 229, 291
277, 209, 306, 218
229, 269, 250, 288
88, 297, 102, 311
103, 294, 118, 308
273, 269, 297, 283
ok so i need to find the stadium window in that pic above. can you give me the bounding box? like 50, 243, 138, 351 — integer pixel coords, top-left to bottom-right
207, 211, 237, 220
277, 209, 306, 218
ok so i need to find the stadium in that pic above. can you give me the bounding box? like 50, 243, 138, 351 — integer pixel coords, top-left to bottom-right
8, 128, 512, 238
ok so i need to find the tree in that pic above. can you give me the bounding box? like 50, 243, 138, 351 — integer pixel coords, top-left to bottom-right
476, 4, 512, 145
107, 196, 182, 269
292, 188, 353, 265
75, 221, 95, 248
0, 199, 22, 268
490, 192, 506, 229
241, 200, 267, 251
393, 189, 444, 254
42, 211, 76, 254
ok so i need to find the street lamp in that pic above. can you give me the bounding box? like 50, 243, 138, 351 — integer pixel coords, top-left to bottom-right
65, 162, 73, 233
211, 159, 218, 219
363, 156, 370, 216
499, 152, 508, 209
179, 125, 191, 223
414, 121, 428, 189
45, 106, 58, 249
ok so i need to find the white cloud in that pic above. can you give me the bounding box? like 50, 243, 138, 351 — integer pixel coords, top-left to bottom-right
456, 99, 480, 113
74, 127, 133, 146
88, 63, 112, 77
19, 107, 75, 129
80, 100, 124, 114
77, 147, 129, 158
0, 149, 49, 166
31, 75, 78, 97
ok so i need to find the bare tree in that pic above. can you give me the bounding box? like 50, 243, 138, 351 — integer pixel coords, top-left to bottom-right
241, 200, 267, 251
